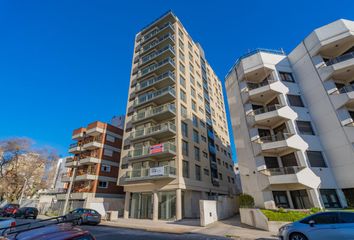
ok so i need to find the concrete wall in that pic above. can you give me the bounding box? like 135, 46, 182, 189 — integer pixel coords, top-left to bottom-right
199, 196, 238, 226
84, 197, 125, 217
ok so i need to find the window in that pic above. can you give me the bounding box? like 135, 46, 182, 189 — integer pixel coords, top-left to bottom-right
181, 105, 188, 118
183, 160, 189, 178
191, 87, 196, 98
204, 168, 209, 176
320, 189, 341, 208
195, 165, 201, 181
181, 121, 188, 137
279, 72, 294, 82
201, 135, 206, 142
98, 181, 108, 188
103, 149, 113, 157
192, 100, 197, 111
180, 76, 186, 88
307, 151, 327, 167
340, 212, 354, 223
297, 121, 315, 135
272, 191, 290, 208
227, 176, 231, 183
219, 173, 223, 180
106, 135, 115, 142
101, 164, 111, 172
192, 114, 198, 127
310, 212, 339, 224
200, 120, 206, 128
179, 63, 185, 74
180, 90, 186, 103
193, 130, 199, 143
288, 95, 304, 107
202, 151, 208, 158
281, 153, 298, 167
194, 146, 200, 161
182, 140, 189, 156
231, 178, 235, 184
264, 157, 279, 169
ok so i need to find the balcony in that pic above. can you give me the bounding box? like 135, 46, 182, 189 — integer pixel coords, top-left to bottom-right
68, 143, 81, 154
124, 165, 176, 182
82, 136, 103, 150
132, 104, 176, 124
134, 86, 175, 107
72, 128, 85, 140
61, 173, 73, 182
247, 105, 297, 127
79, 156, 101, 165
86, 121, 105, 136
319, 51, 354, 81
330, 84, 354, 109
138, 58, 175, 79
136, 71, 175, 93
130, 122, 176, 142
253, 133, 308, 156
242, 80, 288, 103
141, 33, 175, 55
259, 166, 321, 189
64, 157, 78, 168
125, 142, 176, 161
75, 168, 98, 181
141, 22, 174, 45
139, 45, 175, 67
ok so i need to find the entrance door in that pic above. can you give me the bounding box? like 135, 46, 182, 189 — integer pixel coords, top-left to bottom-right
159, 191, 176, 220
130, 193, 153, 219
290, 190, 312, 209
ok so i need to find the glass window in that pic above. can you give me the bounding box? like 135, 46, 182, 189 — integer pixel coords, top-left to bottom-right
182, 140, 189, 156
179, 63, 185, 74
100, 164, 111, 172
195, 165, 201, 181
192, 100, 197, 111
279, 72, 294, 82
180, 90, 186, 103
320, 189, 341, 208
194, 146, 200, 161
311, 212, 339, 224
181, 121, 188, 137
296, 121, 315, 135
191, 87, 196, 98
219, 173, 223, 180
281, 153, 298, 167
201, 135, 206, 142
180, 76, 186, 88
264, 157, 279, 169
98, 181, 108, 188
272, 191, 290, 208
193, 130, 199, 143
340, 212, 354, 223
192, 114, 198, 127
181, 105, 188, 118
182, 160, 189, 178
307, 151, 327, 168
288, 94, 304, 107
204, 168, 209, 176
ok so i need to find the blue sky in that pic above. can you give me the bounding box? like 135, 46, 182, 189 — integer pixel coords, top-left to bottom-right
1, 0, 354, 160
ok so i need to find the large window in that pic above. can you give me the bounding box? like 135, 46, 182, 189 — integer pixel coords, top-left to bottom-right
272, 191, 290, 208
181, 105, 187, 118
264, 157, 279, 169
279, 72, 294, 82
181, 121, 188, 137
195, 165, 201, 181
193, 130, 199, 143
192, 114, 198, 127
194, 146, 200, 161
343, 188, 354, 208
182, 160, 189, 178
281, 153, 298, 167
180, 90, 186, 103
306, 151, 327, 167
288, 94, 304, 107
182, 140, 189, 156
320, 189, 341, 208
296, 121, 315, 135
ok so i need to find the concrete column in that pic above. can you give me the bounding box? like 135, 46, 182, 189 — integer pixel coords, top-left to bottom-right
176, 188, 182, 220
153, 191, 159, 221
308, 189, 323, 208
124, 191, 130, 219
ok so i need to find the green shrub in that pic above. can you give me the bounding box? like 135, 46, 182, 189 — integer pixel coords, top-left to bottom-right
310, 207, 322, 214
278, 207, 286, 213
239, 194, 255, 208
261, 209, 310, 222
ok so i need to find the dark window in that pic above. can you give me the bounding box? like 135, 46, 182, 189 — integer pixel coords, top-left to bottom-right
193, 130, 199, 143
349, 111, 354, 120
279, 72, 294, 82
290, 190, 312, 209
181, 121, 188, 137
281, 153, 298, 167
272, 191, 290, 208
195, 165, 201, 181
288, 95, 304, 107
204, 168, 209, 176
311, 212, 339, 224
340, 212, 354, 223
192, 114, 198, 127
307, 151, 327, 168
194, 146, 200, 161
320, 189, 341, 208
182, 160, 189, 178
343, 188, 354, 208
296, 121, 315, 135
182, 141, 189, 156
264, 157, 279, 169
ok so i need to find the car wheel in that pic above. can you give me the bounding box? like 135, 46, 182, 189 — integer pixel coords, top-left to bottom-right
290, 233, 308, 240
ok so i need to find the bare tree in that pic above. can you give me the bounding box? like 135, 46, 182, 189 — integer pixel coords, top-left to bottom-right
0, 138, 58, 202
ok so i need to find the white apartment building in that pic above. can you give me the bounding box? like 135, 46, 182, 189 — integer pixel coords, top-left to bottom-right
118, 11, 236, 221
225, 19, 354, 209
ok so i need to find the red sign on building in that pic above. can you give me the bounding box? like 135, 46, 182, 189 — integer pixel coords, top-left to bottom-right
150, 144, 164, 154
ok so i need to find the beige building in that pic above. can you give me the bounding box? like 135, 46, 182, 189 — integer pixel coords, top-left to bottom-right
226, 19, 354, 209
118, 11, 236, 220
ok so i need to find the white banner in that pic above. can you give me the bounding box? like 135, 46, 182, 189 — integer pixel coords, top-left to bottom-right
149, 166, 164, 176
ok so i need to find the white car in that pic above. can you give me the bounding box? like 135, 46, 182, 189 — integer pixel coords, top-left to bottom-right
0, 217, 16, 235
278, 211, 354, 240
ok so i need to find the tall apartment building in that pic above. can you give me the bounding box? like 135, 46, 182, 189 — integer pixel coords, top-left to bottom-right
226, 19, 354, 209
57, 120, 125, 215
119, 11, 235, 221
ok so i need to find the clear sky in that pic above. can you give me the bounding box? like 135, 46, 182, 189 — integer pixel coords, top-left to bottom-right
1, 0, 354, 160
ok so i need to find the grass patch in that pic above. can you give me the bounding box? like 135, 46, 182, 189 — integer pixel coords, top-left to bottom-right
261, 209, 310, 222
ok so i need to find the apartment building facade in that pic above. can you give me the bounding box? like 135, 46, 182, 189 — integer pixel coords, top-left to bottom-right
57, 120, 124, 214
226, 19, 354, 209
119, 11, 235, 221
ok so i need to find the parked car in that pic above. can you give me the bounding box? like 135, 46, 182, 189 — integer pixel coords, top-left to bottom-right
278, 211, 354, 240
64, 208, 101, 225
0, 217, 16, 235
13, 207, 38, 219
0, 204, 20, 217
2, 223, 95, 240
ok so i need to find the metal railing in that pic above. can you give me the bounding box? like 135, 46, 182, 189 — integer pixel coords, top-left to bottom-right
258, 132, 292, 143
136, 71, 175, 92
141, 45, 175, 65
247, 79, 278, 90
142, 22, 174, 44
142, 33, 175, 53
253, 104, 284, 115
326, 51, 354, 66
132, 104, 176, 122
134, 86, 175, 106
139, 57, 175, 78
338, 84, 354, 94
125, 165, 176, 180
130, 122, 176, 139
259, 166, 306, 176
76, 168, 97, 176
126, 142, 176, 159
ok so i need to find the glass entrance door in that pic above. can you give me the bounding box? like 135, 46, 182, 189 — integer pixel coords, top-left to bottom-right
290, 190, 312, 209
130, 192, 153, 219
158, 191, 176, 220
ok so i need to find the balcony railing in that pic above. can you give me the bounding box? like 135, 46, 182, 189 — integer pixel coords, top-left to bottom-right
253, 104, 284, 115
142, 22, 174, 44
259, 166, 306, 176
134, 86, 175, 106
76, 168, 97, 176
339, 84, 354, 94
136, 71, 175, 92
132, 104, 176, 122
83, 135, 103, 145
142, 33, 175, 53
124, 165, 176, 181
141, 45, 175, 65
258, 132, 292, 143
126, 142, 176, 159
247, 79, 278, 90
326, 51, 354, 66
130, 122, 176, 140
139, 58, 175, 78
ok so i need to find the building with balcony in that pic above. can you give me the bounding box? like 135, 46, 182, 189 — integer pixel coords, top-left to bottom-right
226, 19, 354, 210
119, 11, 236, 221
57, 119, 125, 215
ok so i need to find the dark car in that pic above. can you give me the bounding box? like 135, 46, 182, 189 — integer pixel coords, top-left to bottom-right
0, 204, 20, 217
13, 207, 38, 219
64, 208, 101, 225
3, 223, 95, 240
